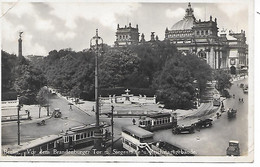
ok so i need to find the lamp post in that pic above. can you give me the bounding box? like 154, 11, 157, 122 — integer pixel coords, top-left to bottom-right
90, 29, 103, 151
111, 105, 114, 154
17, 97, 21, 145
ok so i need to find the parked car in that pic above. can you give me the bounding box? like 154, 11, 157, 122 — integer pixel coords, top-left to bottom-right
172, 124, 195, 134
226, 140, 240, 156
194, 118, 213, 129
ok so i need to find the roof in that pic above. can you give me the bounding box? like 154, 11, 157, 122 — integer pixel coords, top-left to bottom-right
148, 113, 171, 119
122, 125, 153, 138
171, 16, 195, 30
3, 135, 62, 154
229, 140, 239, 144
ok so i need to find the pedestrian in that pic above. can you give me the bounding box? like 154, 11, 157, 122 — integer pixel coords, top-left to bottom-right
241, 98, 244, 103
239, 98, 240, 102
70, 105, 72, 110
132, 118, 136, 125
233, 94, 235, 99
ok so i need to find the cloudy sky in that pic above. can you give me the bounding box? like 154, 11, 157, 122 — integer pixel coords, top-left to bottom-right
1, 0, 249, 56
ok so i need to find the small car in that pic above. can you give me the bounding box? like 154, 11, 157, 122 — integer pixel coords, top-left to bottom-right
53, 108, 62, 118
227, 109, 237, 119
172, 124, 195, 134
226, 140, 240, 156
194, 118, 213, 129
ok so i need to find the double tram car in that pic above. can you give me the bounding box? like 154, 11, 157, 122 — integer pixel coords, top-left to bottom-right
138, 113, 177, 131
213, 94, 221, 106
2, 135, 62, 156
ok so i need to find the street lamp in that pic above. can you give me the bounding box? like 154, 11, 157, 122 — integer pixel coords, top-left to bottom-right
90, 29, 103, 151
17, 96, 21, 145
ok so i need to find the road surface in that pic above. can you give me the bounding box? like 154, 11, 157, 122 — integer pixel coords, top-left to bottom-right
153, 78, 248, 156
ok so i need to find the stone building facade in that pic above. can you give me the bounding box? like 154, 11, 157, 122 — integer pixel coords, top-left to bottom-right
114, 23, 139, 47
114, 3, 248, 73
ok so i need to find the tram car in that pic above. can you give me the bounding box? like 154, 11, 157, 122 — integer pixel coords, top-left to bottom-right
2, 135, 63, 156
138, 113, 177, 131
213, 94, 221, 106
59, 122, 111, 150
3, 123, 111, 156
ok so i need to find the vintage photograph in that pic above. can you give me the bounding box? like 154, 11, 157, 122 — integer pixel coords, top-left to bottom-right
0, 0, 253, 162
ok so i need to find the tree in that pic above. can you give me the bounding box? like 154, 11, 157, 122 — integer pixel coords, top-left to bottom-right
214, 69, 232, 94
99, 49, 140, 88
182, 54, 212, 94
153, 57, 195, 110
13, 55, 47, 104
1, 50, 17, 92
36, 86, 51, 117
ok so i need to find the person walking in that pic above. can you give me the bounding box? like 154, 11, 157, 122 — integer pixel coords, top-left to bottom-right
132, 118, 136, 125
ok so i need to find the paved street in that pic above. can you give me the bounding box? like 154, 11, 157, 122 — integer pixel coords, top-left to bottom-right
153, 78, 248, 156
1, 95, 96, 145
2, 78, 248, 156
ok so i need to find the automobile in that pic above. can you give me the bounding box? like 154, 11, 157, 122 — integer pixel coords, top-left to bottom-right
172, 124, 195, 134
226, 140, 240, 156
194, 118, 213, 129
227, 109, 237, 119
53, 108, 62, 118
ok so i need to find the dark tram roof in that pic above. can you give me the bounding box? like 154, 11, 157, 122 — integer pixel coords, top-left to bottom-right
147, 112, 171, 119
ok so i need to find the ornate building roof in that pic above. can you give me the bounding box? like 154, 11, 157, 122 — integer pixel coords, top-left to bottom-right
171, 3, 196, 30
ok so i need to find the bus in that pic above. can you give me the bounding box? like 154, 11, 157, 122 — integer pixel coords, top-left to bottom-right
138, 113, 177, 131
213, 94, 221, 106
121, 125, 156, 155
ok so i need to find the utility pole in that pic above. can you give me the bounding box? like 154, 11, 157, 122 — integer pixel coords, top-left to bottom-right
17, 32, 23, 145
111, 105, 114, 154
17, 103, 21, 145
90, 29, 103, 151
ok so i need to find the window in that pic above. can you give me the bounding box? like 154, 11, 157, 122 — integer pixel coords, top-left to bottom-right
206, 30, 208, 35
76, 134, 80, 140
201, 31, 204, 35
91, 131, 94, 136
197, 31, 200, 35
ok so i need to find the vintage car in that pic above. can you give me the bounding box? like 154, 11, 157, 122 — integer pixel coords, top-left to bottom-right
226, 140, 240, 156
172, 124, 195, 134
194, 118, 213, 129
227, 109, 237, 119
53, 108, 62, 118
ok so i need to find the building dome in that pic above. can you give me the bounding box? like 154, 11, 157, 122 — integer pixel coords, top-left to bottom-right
170, 3, 196, 30
171, 17, 195, 30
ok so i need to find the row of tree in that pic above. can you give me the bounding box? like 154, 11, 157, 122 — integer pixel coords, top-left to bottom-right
2, 41, 232, 109
1, 50, 47, 104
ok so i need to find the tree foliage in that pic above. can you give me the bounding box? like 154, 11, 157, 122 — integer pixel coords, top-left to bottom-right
214, 69, 232, 93
1, 50, 47, 104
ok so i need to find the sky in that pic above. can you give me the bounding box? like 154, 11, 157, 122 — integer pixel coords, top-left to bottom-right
0, 0, 250, 56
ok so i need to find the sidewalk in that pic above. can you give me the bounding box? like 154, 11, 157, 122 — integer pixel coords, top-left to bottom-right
2, 105, 52, 125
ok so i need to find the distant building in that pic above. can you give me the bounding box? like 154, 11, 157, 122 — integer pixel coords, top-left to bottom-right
114, 23, 139, 47
164, 3, 248, 72
114, 3, 248, 73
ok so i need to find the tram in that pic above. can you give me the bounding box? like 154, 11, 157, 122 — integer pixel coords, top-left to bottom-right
2, 135, 62, 156
138, 113, 177, 131
60, 122, 110, 150
3, 122, 111, 156
213, 94, 221, 106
